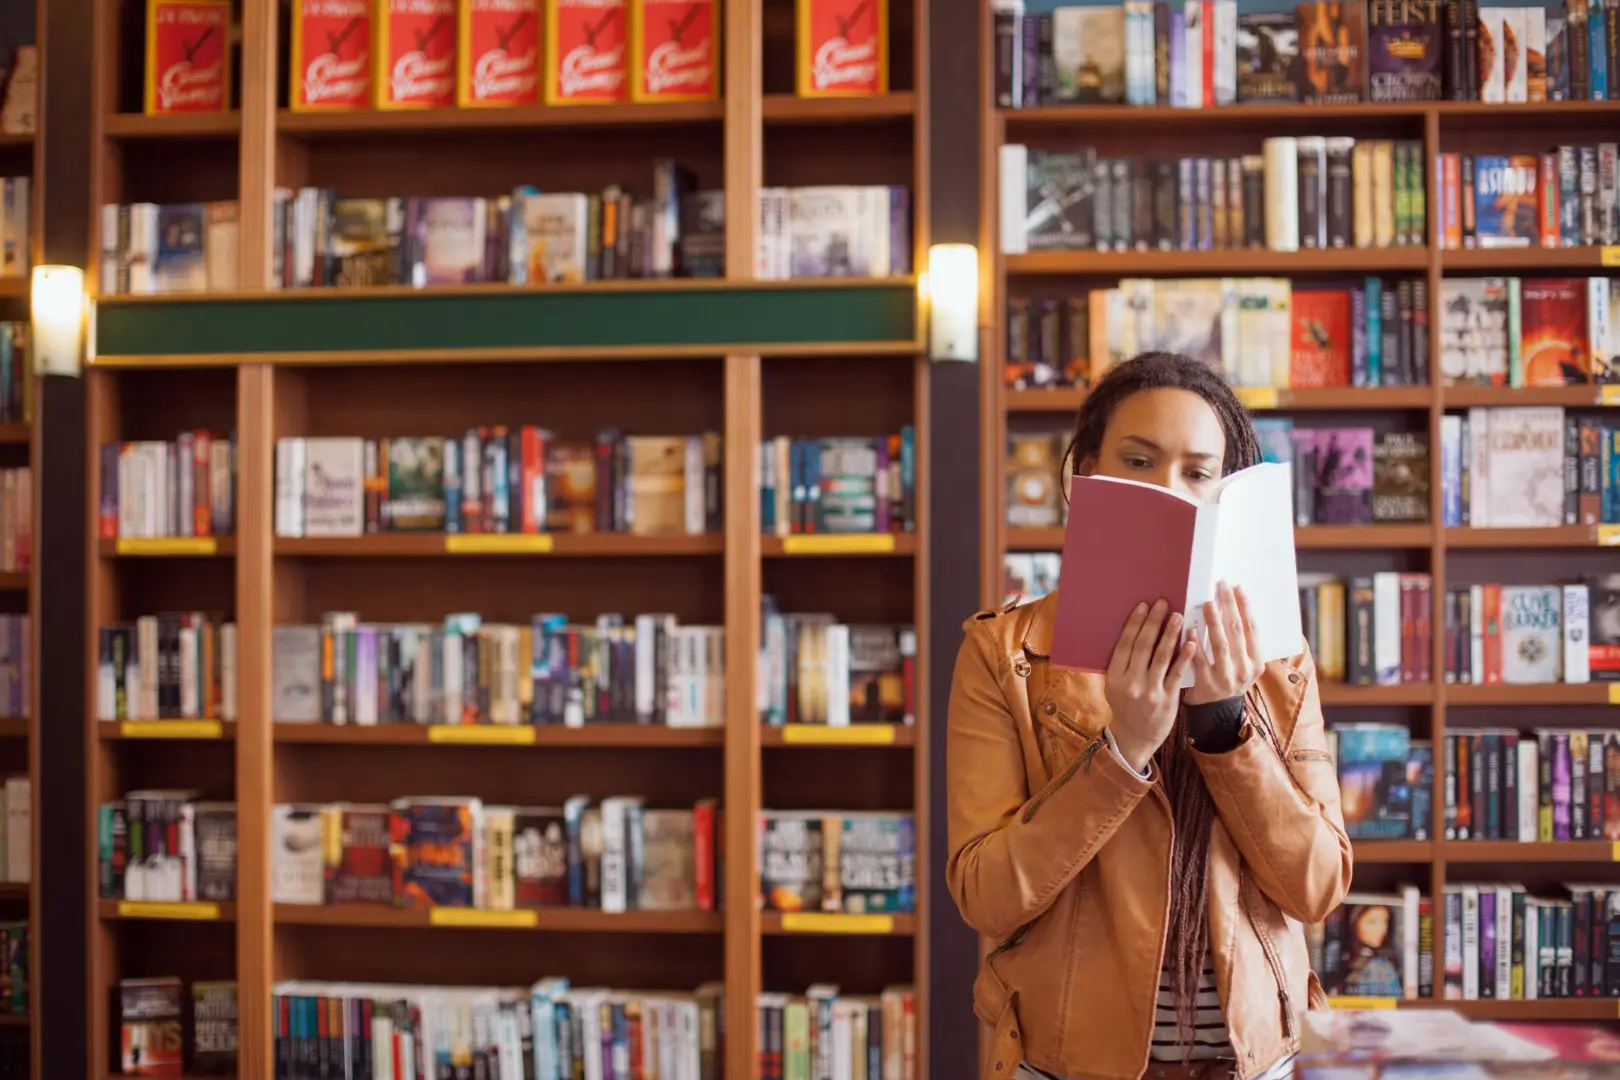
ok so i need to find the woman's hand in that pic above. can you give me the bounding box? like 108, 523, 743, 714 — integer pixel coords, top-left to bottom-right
1104, 599, 1197, 772
1184, 581, 1264, 707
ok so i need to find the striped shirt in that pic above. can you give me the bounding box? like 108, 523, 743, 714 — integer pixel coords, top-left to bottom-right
1150, 951, 1232, 1061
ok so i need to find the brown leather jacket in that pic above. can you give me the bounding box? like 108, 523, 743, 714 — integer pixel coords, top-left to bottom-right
946, 593, 1351, 1080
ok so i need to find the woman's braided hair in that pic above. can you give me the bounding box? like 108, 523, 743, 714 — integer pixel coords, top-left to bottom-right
1060, 351, 1265, 1058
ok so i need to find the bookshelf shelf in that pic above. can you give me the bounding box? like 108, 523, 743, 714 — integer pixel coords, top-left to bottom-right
101, 113, 242, 140
1442, 1000, 1620, 1021
272, 534, 725, 558
1351, 841, 1435, 863
1442, 841, 1618, 863
97, 901, 237, 922
762, 92, 918, 124
1444, 526, 1611, 549
998, 99, 1620, 128
759, 912, 918, 936
1004, 248, 1431, 276
96, 538, 237, 558
1442, 386, 1620, 408
760, 533, 918, 557
272, 723, 726, 749
1318, 684, 1435, 707
1444, 684, 1618, 707
0, 719, 25, 740
760, 725, 917, 747
273, 906, 725, 934
1441, 247, 1619, 270
0, 573, 25, 592
0, 423, 28, 445
275, 102, 725, 135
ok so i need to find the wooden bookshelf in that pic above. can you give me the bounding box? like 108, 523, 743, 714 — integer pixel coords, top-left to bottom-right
83, 0, 927, 1069
976, 0, 1620, 1031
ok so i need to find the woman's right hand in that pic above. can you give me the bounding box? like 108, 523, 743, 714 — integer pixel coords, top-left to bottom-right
1104, 600, 1197, 772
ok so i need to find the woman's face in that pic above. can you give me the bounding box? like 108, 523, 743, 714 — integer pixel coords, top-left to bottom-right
1081, 387, 1228, 502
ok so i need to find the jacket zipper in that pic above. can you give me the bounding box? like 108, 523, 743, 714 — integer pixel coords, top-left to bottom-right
988, 923, 1030, 960
1238, 865, 1296, 1042
1020, 733, 1108, 823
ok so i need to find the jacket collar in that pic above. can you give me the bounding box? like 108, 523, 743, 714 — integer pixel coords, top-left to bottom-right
1018, 591, 1059, 658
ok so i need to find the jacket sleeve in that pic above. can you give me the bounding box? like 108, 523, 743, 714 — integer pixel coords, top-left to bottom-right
1189, 645, 1353, 925
945, 625, 1155, 940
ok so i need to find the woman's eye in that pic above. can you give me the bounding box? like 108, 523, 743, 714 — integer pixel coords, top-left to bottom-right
1186, 471, 1214, 483
1123, 456, 1151, 468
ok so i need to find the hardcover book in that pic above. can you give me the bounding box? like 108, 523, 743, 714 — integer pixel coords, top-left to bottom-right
1049, 462, 1303, 682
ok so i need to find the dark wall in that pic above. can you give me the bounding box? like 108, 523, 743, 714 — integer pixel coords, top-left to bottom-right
927, 0, 985, 1070
38, 0, 94, 1071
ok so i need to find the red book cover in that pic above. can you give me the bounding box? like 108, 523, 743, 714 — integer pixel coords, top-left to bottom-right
1050, 466, 1302, 677
1518, 276, 1590, 386
1050, 476, 1200, 673
458, 0, 542, 106
544, 0, 629, 103
1289, 289, 1353, 387
374, 0, 457, 109
144, 0, 231, 116
289, 0, 372, 111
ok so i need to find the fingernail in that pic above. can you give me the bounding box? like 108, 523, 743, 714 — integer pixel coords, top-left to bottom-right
1135, 602, 1147, 614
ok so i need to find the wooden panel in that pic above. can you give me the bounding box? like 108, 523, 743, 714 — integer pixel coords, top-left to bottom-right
271, 359, 724, 441
273, 126, 724, 201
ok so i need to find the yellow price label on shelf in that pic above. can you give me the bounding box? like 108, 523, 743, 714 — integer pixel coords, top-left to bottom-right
428, 907, 538, 929
119, 720, 224, 739
444, 534, 554, 554
117, 901, 221, 921
781, 725, 898, 746
779, 912, 895, 934
1598, 525, 1620, 547
1600, 385, 1620, 406
1327, 996, 1398, 1011
780, 534, 896, 555
1610, 840, 1620, 862
1601, 246, 1620, 268
1233, 387, 1281, 410
115, 537, 219, 556
427, 725, 537, 745
1610, 685, 1620, 707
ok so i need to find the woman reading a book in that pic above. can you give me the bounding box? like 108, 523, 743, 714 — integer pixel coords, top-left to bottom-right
946, 351, 1351, 1080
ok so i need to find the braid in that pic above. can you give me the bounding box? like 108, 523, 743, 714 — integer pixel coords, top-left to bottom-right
1064, 351, 1263, 1060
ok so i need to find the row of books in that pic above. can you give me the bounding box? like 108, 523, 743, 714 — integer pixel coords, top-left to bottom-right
0, 922, 26, 1019
1002, 139, 1426, 256
269, 981, 728, 1080
95, 616, 238, 725
97, 793, 234, 904
0, 467, 28, 574
99, 434, 237, 542
0, 325, 29, 425
271, 797, 722, 913
1005, 423, 1429, 532
1441, 275, 1617, 387
125, 973, 918, 1080
1438, 581, 1615, 684
103, 610, 921, 731
1438, 148, 1620, 251
274, 431, 723, 539
761, 432, 918, 536
272, 614, 726, 729
1440, 727, 1620, 842
1305, 573, 1436, 690
992, 0, 1613, 108
0, 777, 27, 887
758, 811, 916, 916
1439, 882, 1620, 1000
1007, 278, 1431, 392
0, 617, 26, 721
1334, 723, 1432, 840
1309, 883, 1620, 1005
756, 186, 913, 281
118, 976, 234, 1078
0, 180, 26, 283
1441, 406, 1617, 528
758, 606, 915, 728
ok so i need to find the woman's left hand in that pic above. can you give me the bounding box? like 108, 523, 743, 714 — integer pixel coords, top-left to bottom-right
1184, 581, 1264, 706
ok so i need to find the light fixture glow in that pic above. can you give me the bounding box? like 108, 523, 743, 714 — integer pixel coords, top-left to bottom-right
926, 243, 979, 362
30, 265, 86, 377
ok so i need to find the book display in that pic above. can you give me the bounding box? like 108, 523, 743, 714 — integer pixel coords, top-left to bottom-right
981, 0, 1620, 1023
85, 0, 924, 1072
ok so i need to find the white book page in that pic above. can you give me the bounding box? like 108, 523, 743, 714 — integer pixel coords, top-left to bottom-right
1180, 462, 1302, 687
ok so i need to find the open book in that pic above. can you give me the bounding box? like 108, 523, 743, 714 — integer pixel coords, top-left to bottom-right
1048, 462, 1302, 686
